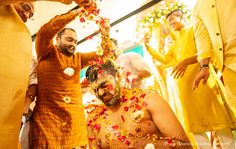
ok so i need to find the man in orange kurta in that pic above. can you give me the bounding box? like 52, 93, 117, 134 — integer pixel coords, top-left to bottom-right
31, 8, 111, 148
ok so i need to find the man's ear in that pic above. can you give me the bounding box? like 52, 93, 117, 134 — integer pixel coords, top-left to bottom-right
56, 36, 60, 44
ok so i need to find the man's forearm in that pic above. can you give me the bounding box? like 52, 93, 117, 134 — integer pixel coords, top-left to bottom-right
36, 9, 79, 59
37, 10, 78, 43
199, 57, 210, 68
0, 0, 72, 6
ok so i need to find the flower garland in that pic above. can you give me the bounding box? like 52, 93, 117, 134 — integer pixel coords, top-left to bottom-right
136, 1, 191, 32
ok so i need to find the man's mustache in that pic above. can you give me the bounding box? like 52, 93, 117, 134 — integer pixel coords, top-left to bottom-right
68, 46, 75, 51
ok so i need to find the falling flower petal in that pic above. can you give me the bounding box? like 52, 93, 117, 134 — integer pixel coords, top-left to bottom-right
124, 106, 129, 112
121, 115, 125, 122
98, 69, 103, 74
80, 17, 86, 23
168, 138, 173, 144
135, 104, 142, 110
130, 96, 135, 100
125, 78, 130, 83
118, 135, 126, 142
142, 101, 148, 107
124, 139, 130, 145
93, 124, 101, 132
131, 78, 136, 83
112, 125, 118, 131
126, 72, 131, 77
140, 93, 146, 98
107, 84, 113, 90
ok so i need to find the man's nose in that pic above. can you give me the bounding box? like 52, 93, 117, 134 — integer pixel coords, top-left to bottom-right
24, 12, 31, 19
98, 88, 105, 96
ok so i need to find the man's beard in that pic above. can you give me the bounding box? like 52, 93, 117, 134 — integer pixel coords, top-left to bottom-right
60, 45, 75, 56
98, 85, 120, 106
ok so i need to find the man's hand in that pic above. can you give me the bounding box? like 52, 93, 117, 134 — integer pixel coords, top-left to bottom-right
143, 33, 151, 46
171, 59, 189, 79
192, 67, 210, 90
23, 84, 37, 114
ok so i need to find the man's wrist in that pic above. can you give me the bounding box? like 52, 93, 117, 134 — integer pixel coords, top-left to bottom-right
200, 64, 209, 69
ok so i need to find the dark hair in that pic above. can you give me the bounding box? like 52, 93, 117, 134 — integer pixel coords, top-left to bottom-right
86, 60, 117, 83
110, 38, 118, 46
166, 9, 183, 19
57, 28, 76, 38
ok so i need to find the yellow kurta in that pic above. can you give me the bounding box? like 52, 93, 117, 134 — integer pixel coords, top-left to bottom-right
0, 5, 32, 149
171, 26, 232, 133
149, 26, 232, 133
193, 0, 236, 127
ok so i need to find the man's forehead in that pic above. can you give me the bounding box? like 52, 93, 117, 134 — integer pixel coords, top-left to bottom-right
172, 11, 182, 16
62, 30, 77, 38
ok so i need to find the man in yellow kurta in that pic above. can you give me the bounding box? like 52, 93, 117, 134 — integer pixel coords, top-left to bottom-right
0, 2, 33, 148
0, 0, 92, 148
192, 0, 236, 129
144, 9, 234, 149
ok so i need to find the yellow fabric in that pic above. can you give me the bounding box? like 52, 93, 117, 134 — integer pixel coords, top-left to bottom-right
151, 26, 233, 133
192, 0, 223, 71
222, 67, 236, 127
175, 27, 232, 132
0, 5, 32, 149
216, 0, 236, 72
193, 0, 236, 72
193, 0, 236, 128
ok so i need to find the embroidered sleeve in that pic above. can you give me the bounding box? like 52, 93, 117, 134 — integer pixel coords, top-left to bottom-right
81, 52, 98, 68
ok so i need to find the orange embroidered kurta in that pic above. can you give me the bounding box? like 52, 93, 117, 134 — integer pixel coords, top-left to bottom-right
32, 11, 97, 148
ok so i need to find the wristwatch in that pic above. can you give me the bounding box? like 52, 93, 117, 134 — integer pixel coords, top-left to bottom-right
22, 109, 33, 123
22, 113, 29, 123
200, 64, 209, 69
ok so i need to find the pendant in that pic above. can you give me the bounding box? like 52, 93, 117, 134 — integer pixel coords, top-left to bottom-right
63, 67, 75, 77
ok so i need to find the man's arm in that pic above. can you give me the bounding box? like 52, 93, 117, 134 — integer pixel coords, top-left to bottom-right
0, 0, 95, 6
145, 92, 191, 148
0, 0, 73, 6
35, 9, 80, 60
130, 53, 151, 80
171, 55, 198, 79
143, 34, 174, 65
80, 52, 98, 68
23, 56, 38, 114
192, 15, 213, 89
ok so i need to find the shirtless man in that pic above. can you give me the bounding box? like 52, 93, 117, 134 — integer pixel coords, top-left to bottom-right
85, 61, 192, 149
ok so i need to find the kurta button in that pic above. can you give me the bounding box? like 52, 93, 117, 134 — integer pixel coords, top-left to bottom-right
219, 48, 222, 51
63, 96, 71, 103
212, 5, 215, 8
216, 33, 220, 36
